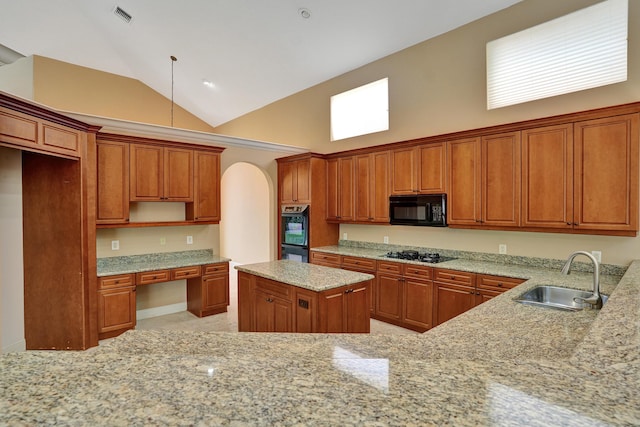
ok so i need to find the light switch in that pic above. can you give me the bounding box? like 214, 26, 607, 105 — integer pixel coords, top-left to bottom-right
111, 240, 120, 251
187, 235, 193, 245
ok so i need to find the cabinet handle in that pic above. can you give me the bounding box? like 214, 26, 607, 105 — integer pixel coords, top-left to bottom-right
114, 280, 120, 284
450, 276, 455, 280
567, 222, 572, 225
266, 298, 274, 303
497, 283, 503, 287
476, 292, 480, 295
344, 289, 354, 294
469, 291, 474, 295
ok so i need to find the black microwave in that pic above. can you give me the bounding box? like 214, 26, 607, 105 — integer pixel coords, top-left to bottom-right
389, 194, 447, 226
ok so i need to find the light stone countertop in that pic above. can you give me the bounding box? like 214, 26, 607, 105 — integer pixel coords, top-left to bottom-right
2, 247, 638, 425
97, 249, 231, 277
235, 259, 375, 291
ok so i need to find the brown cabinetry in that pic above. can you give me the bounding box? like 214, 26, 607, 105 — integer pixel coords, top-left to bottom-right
326, 156, 354, 221
354, 151, 390, 223
187, 150, 221, 222
318, 282, 370, 333
186, 263, 229, 317
98, 274, 136, 339
237, 270, 371, 333
279, 158, 310, 203
310, 251, 342, 268
447, 132, 520, 227
130, 143, 193, 201
341, 256, 377, 313
391, 143, 446, 194
97, 138, 130, 224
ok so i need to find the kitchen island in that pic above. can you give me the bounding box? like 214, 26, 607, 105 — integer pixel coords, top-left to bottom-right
235, 260, 374, 333
1, 258, 639, 425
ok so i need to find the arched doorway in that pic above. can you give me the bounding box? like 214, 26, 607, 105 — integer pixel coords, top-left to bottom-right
219, 162, 272, 265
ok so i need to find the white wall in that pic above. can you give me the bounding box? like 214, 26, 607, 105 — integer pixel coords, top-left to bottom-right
0, 147, 25, 352
220, 162, 271, 264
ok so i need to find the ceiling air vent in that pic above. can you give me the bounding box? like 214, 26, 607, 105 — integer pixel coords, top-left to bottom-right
113, 6, 133, 24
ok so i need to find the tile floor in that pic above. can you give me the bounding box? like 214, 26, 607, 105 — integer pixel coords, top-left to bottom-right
136, 267, 418, 336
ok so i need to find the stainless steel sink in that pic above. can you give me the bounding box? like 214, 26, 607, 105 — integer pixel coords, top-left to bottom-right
514, 285, 608, 311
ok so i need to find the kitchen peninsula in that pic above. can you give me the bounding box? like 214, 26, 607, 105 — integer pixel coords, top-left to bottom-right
235, 260, 374, 333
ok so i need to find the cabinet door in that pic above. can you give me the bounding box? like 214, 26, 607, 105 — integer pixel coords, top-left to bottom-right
97, 140, 129, 224
403, 278, 433, 331
295, 159, 311, 203
345, 283, 370, 333
376, 273, 403, 321
237, 272, 252, 332
191, 151, 220, 222
354, 154, 372, 222
435, 283, 475, 326
326, 158, 339, 220
98, 286, 136, 334
279, 161, 296, 204
164, 147, 193, 201
254, 290, 292, 332
338, 157, 354, 221
447, 137, 481, 225
130, 144, 164, 201
417, 143, 446, 193
391, 147, 418, 194
273, 297, 293, 332
522, 124, 574, 229
203, 274, 228, 311
481, 132, 521, 227
319, 288, 345, 333
574, 114, 639, 232
371, 151, 391, 222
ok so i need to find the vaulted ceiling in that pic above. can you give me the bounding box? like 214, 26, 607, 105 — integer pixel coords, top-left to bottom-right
0, 0, 522, 127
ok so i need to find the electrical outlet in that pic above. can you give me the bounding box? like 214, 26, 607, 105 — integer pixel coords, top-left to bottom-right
187, 235, 193, 245
592, 251, 602, 263
343, 233, 348, 240
160, 237, 166, 245
111, 240, 120, 251
383, 236, 389, 244
499, 244, 507, 254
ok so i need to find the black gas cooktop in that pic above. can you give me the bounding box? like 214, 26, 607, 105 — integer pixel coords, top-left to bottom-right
382, 250, 455, 264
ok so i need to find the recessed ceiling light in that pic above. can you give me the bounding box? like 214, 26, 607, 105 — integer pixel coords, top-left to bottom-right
298, 8, 311, 19
202, 79, 215, 88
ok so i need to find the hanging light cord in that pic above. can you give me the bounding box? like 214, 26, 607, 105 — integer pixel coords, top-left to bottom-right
170, 55, 177, 127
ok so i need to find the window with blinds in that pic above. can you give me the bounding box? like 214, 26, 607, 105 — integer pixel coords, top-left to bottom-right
486, 0, 628, 110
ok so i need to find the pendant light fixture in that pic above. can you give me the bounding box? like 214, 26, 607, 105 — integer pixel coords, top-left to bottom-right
170, 55, 177, 127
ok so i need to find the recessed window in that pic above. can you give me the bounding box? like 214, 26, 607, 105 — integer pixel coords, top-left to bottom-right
330, 78, 389, 141
487, 0, 628, 109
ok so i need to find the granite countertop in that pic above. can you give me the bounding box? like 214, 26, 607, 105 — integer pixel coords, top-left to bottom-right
97, 249, 231, 277
2, 248, 638, 425
235, 259, 375, 292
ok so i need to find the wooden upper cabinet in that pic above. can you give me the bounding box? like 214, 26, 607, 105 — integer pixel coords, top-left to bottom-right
447, 133, 520, 227
187, 151, 220, 222
279, 159, 310, 204
96, 139, 130, 224
574, 114, 639, 233
130, 144, 193, 202
391, 143, 446, 195
354, 151, 390, 223
522, 124, 574, 229
326, 157, 354, 221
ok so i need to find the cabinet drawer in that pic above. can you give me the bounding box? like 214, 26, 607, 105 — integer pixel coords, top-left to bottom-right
405, 264, 433, 280
310, 251, 341, 266
171, 265, 201, 280
434, 269, 475, 286
255, 277, 292, 300
477, 274, 524, 291
136, 270, 171, 285
203, 262, 229, 276
342, 256, 376, 271
98, 274, 134, 290
377, 260, 403, 275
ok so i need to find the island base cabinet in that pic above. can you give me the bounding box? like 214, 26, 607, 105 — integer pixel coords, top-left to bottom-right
318, 282, 371, 333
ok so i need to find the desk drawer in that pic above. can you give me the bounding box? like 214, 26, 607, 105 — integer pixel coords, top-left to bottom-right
171, 266, 201, 280
136, 270, 171, 285
203, 263, 229, 275
98, 274, 134, 290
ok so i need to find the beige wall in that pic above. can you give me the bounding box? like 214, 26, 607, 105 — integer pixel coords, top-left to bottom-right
214, 0, 639, 155
0, 147, 25, 352
213, 0, 640, 266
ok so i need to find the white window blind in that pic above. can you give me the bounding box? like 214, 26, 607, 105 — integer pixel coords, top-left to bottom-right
330, 78, 389, 141
487, 0, 628, 110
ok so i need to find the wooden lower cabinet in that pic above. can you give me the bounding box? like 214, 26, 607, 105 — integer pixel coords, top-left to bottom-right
98, 274, 136, 340
237, 271, 371, 333
434, 269, 524, 326
187, 263, 229, 317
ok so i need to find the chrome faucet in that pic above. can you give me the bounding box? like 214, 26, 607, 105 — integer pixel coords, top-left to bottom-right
561, 251, 602, 308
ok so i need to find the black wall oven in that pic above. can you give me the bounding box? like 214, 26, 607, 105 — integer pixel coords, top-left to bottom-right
389, 194, 447, 226
281, 204, 309, 262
